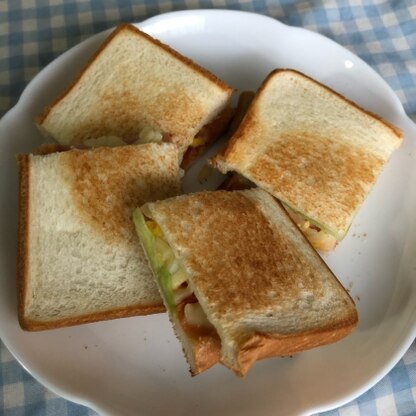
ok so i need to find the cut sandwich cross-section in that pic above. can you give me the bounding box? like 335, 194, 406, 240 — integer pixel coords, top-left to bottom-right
134, 188, 358, 376
36, 23, 234, 163
212, 69, 403, 250
133, 208, 221, 374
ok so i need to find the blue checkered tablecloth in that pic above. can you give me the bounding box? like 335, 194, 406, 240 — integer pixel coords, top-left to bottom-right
0, 1, 415, 415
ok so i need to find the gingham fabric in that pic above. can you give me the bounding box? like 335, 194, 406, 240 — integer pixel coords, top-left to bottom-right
0, 1, 415, 415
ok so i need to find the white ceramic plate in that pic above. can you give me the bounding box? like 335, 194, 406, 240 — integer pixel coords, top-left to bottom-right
0, 10, 415, 416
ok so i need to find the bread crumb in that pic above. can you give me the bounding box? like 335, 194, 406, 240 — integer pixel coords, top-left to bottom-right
353, 232, 368, 240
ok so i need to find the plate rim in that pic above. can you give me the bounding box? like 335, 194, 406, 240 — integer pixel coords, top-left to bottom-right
1, 9, 415, 416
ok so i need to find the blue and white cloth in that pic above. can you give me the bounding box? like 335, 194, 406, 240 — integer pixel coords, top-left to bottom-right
1, 1, 415, 415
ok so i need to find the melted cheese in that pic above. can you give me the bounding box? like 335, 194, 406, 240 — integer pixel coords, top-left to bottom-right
190, 136, 207, 148
283, 206, 337, 251
135, 126, 163, 144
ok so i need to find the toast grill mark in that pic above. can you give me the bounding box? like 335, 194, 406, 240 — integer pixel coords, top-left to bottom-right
247, 132, 384, 232
69, 81, 204, 144
59, 147, 179, 244
67, 84, 204, 145
154, 192, 324, 316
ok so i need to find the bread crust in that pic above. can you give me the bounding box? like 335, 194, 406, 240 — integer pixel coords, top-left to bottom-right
182, 314, 357, 377
16, 155, 30, 330
20, 303, 165, 331
231, 315, 357, 376
37, 23, 232, 126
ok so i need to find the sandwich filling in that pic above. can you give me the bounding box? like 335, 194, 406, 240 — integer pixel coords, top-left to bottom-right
216, 172, 338, 252
79, 104, 234, 166
133, 209, 215, 337
82, 126, 164, 147
282, 204, 338, 251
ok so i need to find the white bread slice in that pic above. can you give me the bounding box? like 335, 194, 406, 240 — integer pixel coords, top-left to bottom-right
36, 24, 233, 154
139, 189, 358, 376
17, 143, 183, 331
213, 69, 403, 240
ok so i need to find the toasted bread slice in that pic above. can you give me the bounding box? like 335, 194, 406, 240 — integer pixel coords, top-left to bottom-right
17, 143, 183, 331
36, 24, 233, 154
213, 69, 403, 241
135, 189, 358, 376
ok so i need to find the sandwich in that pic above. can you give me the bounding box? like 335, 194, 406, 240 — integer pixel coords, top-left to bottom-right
36, 23, 234, 162
212, 69, 403, 250
133, 188, 358, 376
17, 142, 183, 330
